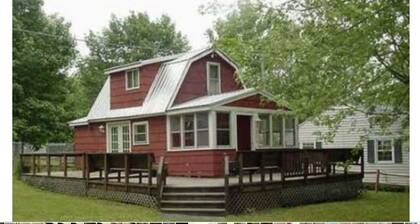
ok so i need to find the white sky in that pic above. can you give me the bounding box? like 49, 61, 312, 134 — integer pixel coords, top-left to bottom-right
42, 0, 234, 56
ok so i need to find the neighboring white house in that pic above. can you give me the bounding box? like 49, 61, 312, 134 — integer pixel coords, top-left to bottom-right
299, 109, 409, 186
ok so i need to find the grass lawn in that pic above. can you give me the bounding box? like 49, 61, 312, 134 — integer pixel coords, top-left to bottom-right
13, 178, 409, 222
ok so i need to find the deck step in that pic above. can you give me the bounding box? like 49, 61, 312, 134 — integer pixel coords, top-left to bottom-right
162, 192, 225, 196
164, 186, 225, 193
160, 207, 225, 216
161, 200, 225, 204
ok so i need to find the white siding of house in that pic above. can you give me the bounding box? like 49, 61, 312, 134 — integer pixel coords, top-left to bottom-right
299, 111, 409, 186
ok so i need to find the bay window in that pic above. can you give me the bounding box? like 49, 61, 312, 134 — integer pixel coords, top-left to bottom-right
258, 114, 270, 146
272, 115, 283, 147
170, 116, 181, 148
169, 112, 210, 149
217, 112, 230, 146
257, 114, 297, 148
183, 114, 195, 147
197, 112, 209, 147
285, 117, 296, 147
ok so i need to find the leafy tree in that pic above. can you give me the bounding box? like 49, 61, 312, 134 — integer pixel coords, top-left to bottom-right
206, 0, 409, 141
76, 12, 191, 114
13, 0, 77, 149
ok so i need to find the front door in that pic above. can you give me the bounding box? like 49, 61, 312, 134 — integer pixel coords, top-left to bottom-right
108, 123, 130, 153
236, 115, 252, 151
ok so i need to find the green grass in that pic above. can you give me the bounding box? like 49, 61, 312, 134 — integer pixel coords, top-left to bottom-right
13, 178, 409, 222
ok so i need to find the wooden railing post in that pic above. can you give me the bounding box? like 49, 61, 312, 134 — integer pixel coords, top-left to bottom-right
375, 169, 380, 192
224, 154, 229, 215
47, 155, 51, 176
32, 155, 36, 175
85, 154, 90, 181
280, 152, 285, 183
303, 157, 308, 181
82, 153, 87, 179
147, 154, 152, 194
157, 155, 165, 207
325, 150, 330, 178
260, 153, 265, 190
63, 154, 68, 177
125, 153, 129, 192
361, 150, 364, 177
104, 154, 108, 191
238, 153, 243, 192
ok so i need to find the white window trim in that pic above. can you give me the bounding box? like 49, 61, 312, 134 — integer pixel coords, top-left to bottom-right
132, 121, 149, 145
206, 62, 221, 95
375, 138, 395, 164
125, 69, 140, 90
106, 121, 131, 153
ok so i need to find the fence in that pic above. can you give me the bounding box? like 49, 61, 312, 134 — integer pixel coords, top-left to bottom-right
13, 142, 73, 158
364, 170, 410, 191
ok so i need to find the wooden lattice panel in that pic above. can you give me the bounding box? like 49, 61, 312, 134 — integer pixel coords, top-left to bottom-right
227, 177, 363, 214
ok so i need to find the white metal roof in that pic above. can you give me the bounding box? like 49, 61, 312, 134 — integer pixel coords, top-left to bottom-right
168, 89, 257, 111
69, 47, 263, 127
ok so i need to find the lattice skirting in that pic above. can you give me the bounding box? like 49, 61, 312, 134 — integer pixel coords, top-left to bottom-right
227, 176, 363, 214
20, 175, 158, 208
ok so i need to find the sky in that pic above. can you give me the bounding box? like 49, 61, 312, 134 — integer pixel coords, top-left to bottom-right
42, 0, 235, 56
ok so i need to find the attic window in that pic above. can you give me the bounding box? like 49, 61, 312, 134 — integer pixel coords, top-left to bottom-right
126, 69, 139, 90
207, 62, 221, 95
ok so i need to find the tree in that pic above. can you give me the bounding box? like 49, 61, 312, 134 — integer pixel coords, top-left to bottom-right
75, 12, 191, 114
13, 0, 77, 149
206, 0, 409, 141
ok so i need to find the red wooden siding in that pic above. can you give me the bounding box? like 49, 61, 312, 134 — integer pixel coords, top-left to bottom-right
110, 63, 162, 109
173, 54, 242, 105
73, 123, 106, 153
224, 94, 278, 109
165, 149, 236, 177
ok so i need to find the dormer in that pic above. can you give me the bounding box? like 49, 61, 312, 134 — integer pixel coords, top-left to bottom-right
172, 51, 242, 105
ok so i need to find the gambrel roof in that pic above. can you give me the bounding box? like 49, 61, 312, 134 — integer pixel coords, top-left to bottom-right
69, 47, 257, 126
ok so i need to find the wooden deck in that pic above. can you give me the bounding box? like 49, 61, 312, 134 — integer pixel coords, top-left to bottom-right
19, 149, 364, 215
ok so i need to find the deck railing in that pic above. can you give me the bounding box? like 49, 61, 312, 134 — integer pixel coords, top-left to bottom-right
229, 148, 363, 190
20, 152, 164, 195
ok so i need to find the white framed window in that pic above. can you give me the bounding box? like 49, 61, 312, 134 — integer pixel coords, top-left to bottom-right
376, 139, 394, 163
196, 112, 209, 147
132, 121, 149, 145
207, 62, 221, 95
272, 115, 283, 147
107, 122, 131, 153
216, 112, 230, 146
256, 114, 297, 148
126, 69, 139, 90
258, 114, 270, 146
183, 114, 195, 147
285, 117, 296, 147
168, 112, 210, 149
170, 116, 181, 148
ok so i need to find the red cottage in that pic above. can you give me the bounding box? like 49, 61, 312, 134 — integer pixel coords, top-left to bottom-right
69, 47, 298, 177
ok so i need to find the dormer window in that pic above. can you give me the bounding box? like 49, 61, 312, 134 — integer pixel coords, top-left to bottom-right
207, 62, 221, 95
126, 69, 139, 90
